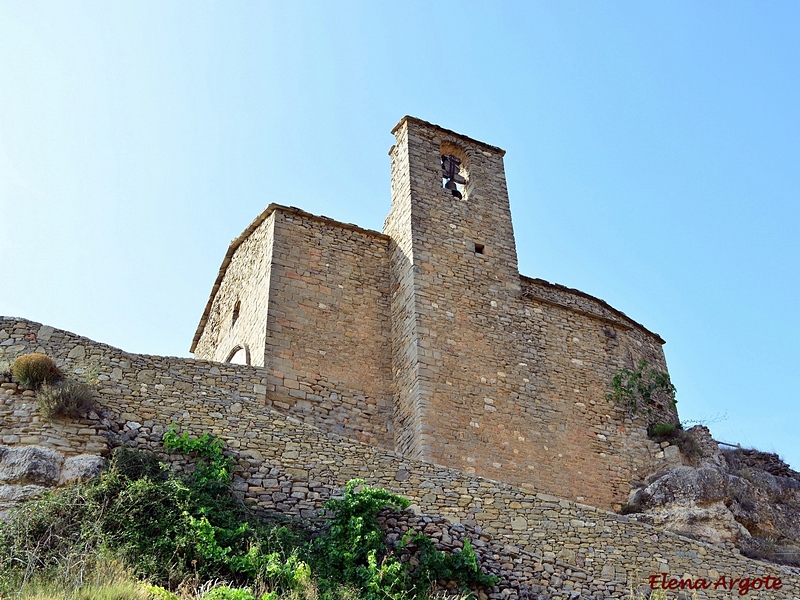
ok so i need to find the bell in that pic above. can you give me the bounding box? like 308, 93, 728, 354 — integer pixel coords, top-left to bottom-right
445, 179, 462, 199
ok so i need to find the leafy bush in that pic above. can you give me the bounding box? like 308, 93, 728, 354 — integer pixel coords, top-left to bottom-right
10, 352, 62, 388
109, 444, 168, 480
0, 431, 499, 599
37, 379, 97, 419
402, 534, 499, 596
203, 586, 258, 600
163, 424, 234, 485
310, 479, 411, 598
0, 437, 291, 588
310, 479, 498, 599
606, 359, 676, 420
140, 583, 180, 600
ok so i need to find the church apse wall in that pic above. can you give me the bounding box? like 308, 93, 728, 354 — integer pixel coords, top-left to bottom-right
381, 117, 671, 508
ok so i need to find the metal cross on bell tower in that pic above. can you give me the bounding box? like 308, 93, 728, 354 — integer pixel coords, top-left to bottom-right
441, 154, 467, 199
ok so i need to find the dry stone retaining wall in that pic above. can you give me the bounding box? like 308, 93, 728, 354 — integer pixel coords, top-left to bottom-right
1, 317, 798, 598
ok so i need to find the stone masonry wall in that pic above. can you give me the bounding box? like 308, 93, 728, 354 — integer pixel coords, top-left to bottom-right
382, 117, 672, 510
1, 317, 798, 599
384, 122, 432, 459
513, 277, 673, 507
264, 209, 394, 448
193, 206, 394, 448
1, 318, 273, 456
193, 209, 277, 365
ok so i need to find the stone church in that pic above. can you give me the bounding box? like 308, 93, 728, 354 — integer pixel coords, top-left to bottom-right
191, 116, 674, 508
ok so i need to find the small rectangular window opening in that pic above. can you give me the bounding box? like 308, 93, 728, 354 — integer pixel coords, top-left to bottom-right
474, 243, 485, 255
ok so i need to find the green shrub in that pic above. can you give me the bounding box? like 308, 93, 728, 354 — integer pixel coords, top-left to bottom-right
140, 583, 180, 600
109, 444, 168, 481
607, 358, 676, 420
310, 478, 410, 597
163, 424, 234, 485
402, 534, 499, 596
311, 479, 498, 599
203, 586, 257, 600
11, 352, 62, 388
0, 437, 277, 588
0, 431, 499, 599
36, 379, 97, 419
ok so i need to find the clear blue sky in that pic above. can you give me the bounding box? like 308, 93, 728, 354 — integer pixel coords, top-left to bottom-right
2, 2, 798, 469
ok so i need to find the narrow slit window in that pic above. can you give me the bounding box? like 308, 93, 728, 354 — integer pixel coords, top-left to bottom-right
232, 300, 241, 325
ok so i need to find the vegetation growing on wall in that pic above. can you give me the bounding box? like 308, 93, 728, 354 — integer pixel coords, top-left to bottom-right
607, 358, 676, 422
646, 422, 703, 462
0, 429, 498, 600
35, 379, 96, 419
8, 352, 98, 420
10, 353, 61, 389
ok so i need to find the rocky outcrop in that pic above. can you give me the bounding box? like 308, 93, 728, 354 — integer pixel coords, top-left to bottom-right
0, 445, 104, 519
628, 426, 800, 566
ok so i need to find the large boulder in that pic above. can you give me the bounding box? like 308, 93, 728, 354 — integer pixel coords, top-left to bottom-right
0, 483, 50, 520
0, 445, 106, 521
0, 445, 63, 486
634, 466, 729, 506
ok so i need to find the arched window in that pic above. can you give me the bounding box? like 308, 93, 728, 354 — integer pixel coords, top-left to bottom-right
225, 344, 250, 365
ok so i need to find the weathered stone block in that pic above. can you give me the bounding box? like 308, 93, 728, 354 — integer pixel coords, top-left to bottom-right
60, 454, 104, 485
0, 445, 63, 485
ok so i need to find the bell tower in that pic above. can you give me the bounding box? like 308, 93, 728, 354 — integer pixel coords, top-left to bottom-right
384, 116, 521, 461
